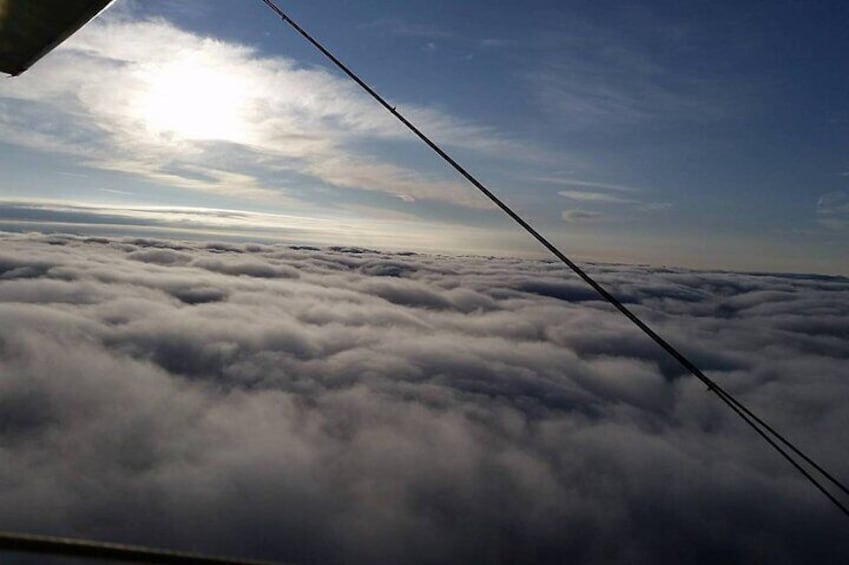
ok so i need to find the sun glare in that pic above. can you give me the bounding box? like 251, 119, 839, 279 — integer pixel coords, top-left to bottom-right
138, 56, 251, 142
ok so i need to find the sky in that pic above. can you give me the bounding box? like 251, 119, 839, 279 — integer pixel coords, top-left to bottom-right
1, 4, 849, 562
0, 0, 847, 273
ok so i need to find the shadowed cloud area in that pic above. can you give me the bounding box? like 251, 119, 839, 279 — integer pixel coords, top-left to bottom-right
0, 232, 848, 564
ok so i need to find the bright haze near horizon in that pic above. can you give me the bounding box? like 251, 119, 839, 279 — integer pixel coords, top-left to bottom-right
1, 2, 849, 565
0, 0, 846, 273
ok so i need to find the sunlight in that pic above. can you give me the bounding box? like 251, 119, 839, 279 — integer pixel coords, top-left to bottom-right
138, 55, 251, 142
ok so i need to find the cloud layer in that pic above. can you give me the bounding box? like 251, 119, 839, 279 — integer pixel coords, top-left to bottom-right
1, 232, 848, 564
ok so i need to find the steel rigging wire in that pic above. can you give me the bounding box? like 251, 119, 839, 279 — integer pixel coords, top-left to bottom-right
258, 0, 849, 519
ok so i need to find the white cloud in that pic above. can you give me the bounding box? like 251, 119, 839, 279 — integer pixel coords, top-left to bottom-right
551, 180, 671, 215
478, 38, 518, 49
0, 232, 847, 563
817, 191, 849, 230
558, 190, 635, 204
637, 201, 672, 211
361, 18, 453, 39
0, 200, 529, 256
562, 209, 603, 222
0, 17, 530, 209
524, 16, 749, 128
818, 191, 849, 213
533, 176, 639, 192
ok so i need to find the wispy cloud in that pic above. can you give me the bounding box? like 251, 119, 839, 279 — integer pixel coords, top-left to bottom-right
479, 38, 517, 49
0, 17, 531, 210
817, 191, 849, 230
562, 209, 602, 222
361, 18, 452, 39
529, 60, 732, 128
533, 176, 639, 192
99, 188, 134, 196
551, 178, 671, 218
636, 201, 672, 212
524, 16, 750, 128
0, 200, 525, 255
558, 190, 635, 204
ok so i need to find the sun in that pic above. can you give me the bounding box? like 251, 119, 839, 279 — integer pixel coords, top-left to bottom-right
137, 55, 251, 142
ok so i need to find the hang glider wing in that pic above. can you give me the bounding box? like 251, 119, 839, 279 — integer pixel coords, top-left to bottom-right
0, 0, 115, 76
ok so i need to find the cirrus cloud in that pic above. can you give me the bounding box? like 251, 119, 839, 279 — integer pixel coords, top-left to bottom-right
817, 190, 849, 230
0, 15, 538, 210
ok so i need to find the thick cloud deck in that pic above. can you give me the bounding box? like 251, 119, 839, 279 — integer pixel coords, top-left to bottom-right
0, 232, 847, 564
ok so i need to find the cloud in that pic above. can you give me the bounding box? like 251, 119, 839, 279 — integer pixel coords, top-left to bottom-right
637, 201, 672, 211
818, 191, 849, 213
361, 18, 453, 39
558, 190, 635, 204
0, 231, 847, 564
530, 61, 726, 127
533, 176, 639, 192
817, 191, 849, 230
562, 209, 603, 222
0, 200, 533, 257
524, 14, 753, 128
479, 38, 518, 49
554, 182, 671, 215
0, 16, 531, 209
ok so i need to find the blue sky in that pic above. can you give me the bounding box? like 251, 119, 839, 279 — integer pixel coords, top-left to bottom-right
0, 0, 847, 273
